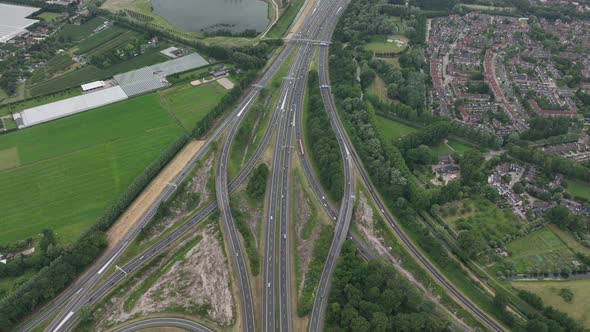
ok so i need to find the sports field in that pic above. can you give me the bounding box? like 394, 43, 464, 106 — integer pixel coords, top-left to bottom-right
364, 35, 409, 54
0, 94, 184, 245
374, 115, 417, 143
158, 82, 229, 130
513, 279, 590, 327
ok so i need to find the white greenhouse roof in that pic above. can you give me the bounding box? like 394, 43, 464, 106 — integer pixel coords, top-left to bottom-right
0, 4, 39, 43
115, 53, 208, 96
17, 86, 128, 128
81, 80, 106, 91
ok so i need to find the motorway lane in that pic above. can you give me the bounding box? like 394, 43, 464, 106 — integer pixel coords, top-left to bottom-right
305, 2, 356, 331
113, 318, 212, 332
313, 27, 505, 332
31, 38, 299, 332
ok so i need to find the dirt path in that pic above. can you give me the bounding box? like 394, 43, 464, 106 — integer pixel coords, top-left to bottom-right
106, 140, 205, 247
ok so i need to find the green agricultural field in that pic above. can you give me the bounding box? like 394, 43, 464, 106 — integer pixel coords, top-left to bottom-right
364, 35, 409, 54
374, 115, 417, 143
459, 4, 515, 12
57, 17, 105, 41
565, 179, 590, 201
513, 279, 590, 327
503, 227, 575, 274
75, 26, 128, 55
442, 198, 521, 244
29, 47, 168, 96
30, 54, 75, 84
0, 94, 184, 245
159, 81, 229, 130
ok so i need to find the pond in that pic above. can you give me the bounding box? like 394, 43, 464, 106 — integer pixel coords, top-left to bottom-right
152, 0, 269, 34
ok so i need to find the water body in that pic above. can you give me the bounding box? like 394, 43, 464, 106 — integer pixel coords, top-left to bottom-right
152, 0, 269, 33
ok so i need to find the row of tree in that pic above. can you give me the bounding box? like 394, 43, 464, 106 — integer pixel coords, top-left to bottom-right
305, 72, 344, 201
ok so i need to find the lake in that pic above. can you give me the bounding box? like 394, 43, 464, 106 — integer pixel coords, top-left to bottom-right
152, 0, 269, 33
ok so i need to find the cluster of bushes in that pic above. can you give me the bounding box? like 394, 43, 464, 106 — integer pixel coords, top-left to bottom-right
246, 163, 269, 200
229, 198, 260, 276
509, 144, 590, 183
517, 290, 585, 332
305, 72, 344, 201
297, 225, 333, 316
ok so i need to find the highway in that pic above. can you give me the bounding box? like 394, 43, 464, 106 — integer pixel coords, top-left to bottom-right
24, 30, 299, 332
312, 26, 505, 332
113, 318, 212, 332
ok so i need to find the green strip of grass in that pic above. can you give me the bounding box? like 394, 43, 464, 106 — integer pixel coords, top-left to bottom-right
266, 0, 305, 38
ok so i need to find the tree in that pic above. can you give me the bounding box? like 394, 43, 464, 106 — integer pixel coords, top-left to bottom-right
459, 150, 485, 186
493, 292, 509, 311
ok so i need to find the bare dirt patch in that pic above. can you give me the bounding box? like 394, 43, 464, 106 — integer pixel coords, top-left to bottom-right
107, 140, 205, 246
217, 77, 235, 90
143, 154, 215, 241
101, 225, 234, 327
294, 181, 320, 299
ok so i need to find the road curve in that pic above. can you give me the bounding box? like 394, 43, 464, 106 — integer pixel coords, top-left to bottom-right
314, 24, 505, 332
113, 318, 212, 332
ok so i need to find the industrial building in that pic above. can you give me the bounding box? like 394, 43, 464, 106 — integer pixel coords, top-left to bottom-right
0, 3, 39, 43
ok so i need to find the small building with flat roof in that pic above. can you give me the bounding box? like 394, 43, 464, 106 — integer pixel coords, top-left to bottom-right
81, 80, 106, 92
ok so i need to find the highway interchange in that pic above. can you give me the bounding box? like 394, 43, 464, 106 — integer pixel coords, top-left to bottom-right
19, 0, 507, 330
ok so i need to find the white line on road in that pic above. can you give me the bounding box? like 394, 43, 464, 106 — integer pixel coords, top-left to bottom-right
53, 311, 74, 332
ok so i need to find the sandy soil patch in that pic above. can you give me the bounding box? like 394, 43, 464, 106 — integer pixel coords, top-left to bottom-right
102, 225, 234, 327
217, 77, 235, 90
107, 140, 205, 247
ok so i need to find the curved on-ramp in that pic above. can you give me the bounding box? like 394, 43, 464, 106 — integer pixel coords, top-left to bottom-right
113, 318, 212, 332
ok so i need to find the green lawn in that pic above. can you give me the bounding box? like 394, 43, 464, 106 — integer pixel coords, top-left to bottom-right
374, 115, 417, 143
158, 81, 229, 130
430, 142, 453, 156
367, 75, 391, 103
513, 279, 590, 327
36, 12, 61, 22
0, 94, 184, 245
503, 227, 575, 273
266, 0, 305, 38
447, 139, 473, 154
565, 179, 590, 201
364, 35, 408, 54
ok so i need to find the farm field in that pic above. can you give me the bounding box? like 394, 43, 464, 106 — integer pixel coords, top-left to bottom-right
503, 227, 576, 274
374, 115, 417, 143
29, 47, 168, 96
56, 17, 105, 41
442, 198, 521, 244
0, 94, 184, 245
565, 179, 590, 201
513, 279, 590, 327
158, 81, 229, 130
75, 26, 128, 55
364, 35, 408, 54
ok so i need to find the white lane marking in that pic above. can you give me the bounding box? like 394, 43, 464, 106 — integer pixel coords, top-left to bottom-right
97, 255, 116, 275
280, 92, 288, 111
237, 95, 256, 117
53, 311, 74, 332
344, 145, 350, 155
336, 6, 342, 13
